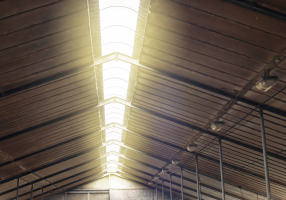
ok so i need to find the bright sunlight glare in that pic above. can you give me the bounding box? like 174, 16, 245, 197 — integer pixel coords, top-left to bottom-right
105, 127, 122, 141
99, 0, 140, 173
107, 155, 119, 162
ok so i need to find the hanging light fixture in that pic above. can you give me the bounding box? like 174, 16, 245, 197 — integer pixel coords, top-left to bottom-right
154, 175, 160, 180
161, 168, 168, 173
255, 76, 279, 92
211, 121, 225, 131
172, 158, 180, 165
187, 144, 198, 152
147, 181, 153, 185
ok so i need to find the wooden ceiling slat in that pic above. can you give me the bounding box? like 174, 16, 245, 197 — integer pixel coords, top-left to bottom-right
0, 10, 88, 51
135, 84, 221, 115
140, 54, 243, 92
142, 43, 252, 85
0, 24, 90, 64
0, 71, 95, 108
174, 0, 286, 39
145, 24, 272, 68
0, 83, 96, 121
0, 0, 59, 19
0, 0, 86, 36
0, 97, 97, 138
150, 0, 286, 50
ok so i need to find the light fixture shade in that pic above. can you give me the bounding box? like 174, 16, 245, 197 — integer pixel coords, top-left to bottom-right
154, 175, 160, 180
255, 76, 278, 92
147, 181, 153, 185
211, 121, 225, 131
172, 158, 180, 165
187, 144, 198, 152
162, 168, 168, 173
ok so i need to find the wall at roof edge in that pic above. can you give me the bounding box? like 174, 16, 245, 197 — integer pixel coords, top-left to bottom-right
44, 175, 152, 200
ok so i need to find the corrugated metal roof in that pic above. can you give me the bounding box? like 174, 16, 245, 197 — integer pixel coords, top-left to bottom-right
1, 0, 286, 199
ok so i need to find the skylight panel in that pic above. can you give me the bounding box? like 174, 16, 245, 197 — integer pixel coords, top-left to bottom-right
107, 155, 119, 162
106, 134, 121, 141
101, 27, 135, 48
102, 43, 133, 56
107, 163, 118, 169
103, 61, 130, 100
106, 127, 122, 141
106, 144, 120, 153
100, 8, 138, 30
99, 0, 140, 11
104, 103, 125, 125
98, 0, 140, 172
103, 67, 130, 81
107, 169, 117, 173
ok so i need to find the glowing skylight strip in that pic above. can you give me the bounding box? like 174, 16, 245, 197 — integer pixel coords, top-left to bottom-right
99, 0, 140, 172
107, 155, 119, 162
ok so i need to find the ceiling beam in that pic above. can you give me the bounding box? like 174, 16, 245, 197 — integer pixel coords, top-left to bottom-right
0, 97, 114, 142
0, 142, 265, 200
113, 140, 286, 190
1, 118, 284, 193
3, 97, 286, 165
0, 144, 102, 185
22, 174, 108, 200
0, 147, 245, 200
0, 53, 115, 99
225, 0, 286, 21
1, 52, 285, 119
118, 170, 220, 200
118, 163, 242, 200
116, 98, 286, 163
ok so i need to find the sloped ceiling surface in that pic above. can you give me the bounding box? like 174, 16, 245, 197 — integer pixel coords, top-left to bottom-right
1, 0, 286, 200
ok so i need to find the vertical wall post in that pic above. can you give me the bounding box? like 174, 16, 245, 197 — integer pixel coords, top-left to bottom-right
16, 178, 19, 200
30, 184, 33, 200
42, 188, 43, 200
170, 174, 173, 200
259, 108, 271, 200
162, 179, 164, 200
50, 192, 52, 200
180, 167, 184, 200
218, 138, 225, 200
156, 184, 158, 200
195, 154, 200, 200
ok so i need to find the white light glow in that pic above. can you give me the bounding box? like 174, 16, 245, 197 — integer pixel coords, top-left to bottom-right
103, 61, 130, 100
106, 144, 120, 153
104, 102, 125, 125
99, 0, 140, 11
99, 0, 139, 163
107, 163, 118, 169
106, 127, 122, 141
107, 169, 117, 173
107, 155, 119, 162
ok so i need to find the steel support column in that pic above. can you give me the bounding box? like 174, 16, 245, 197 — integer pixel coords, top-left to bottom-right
162, 179, 164, 200
180, 167, 184, 200
30, 184, 33, 200
195, 154, 200, 200
259, 108, 271, 200
156, 184, 158, 200
16, 178, 19, 200
219, 138, 225, 200
42, 188, 44, 200
170, 174, 173, 200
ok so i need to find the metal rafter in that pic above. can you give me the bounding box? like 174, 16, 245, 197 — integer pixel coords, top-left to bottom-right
1, 52, 286, 119
1, 121, 284, 195
2, 97, 286, 167
1, 150, 244, 200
